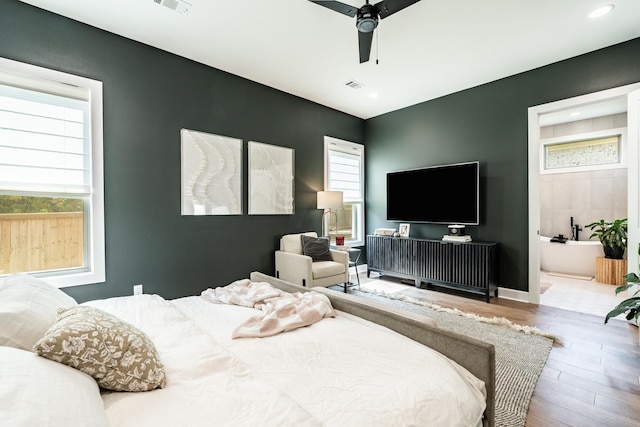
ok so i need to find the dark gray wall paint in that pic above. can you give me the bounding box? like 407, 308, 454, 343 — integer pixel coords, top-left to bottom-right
4, 2, 640, 299
364, 37, 640, 292
1, 1, 363, 302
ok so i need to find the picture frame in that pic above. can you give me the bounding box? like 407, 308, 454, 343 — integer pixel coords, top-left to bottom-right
248, 141, 295, 215
399, 223, 410, 237
180, 129, 243, 216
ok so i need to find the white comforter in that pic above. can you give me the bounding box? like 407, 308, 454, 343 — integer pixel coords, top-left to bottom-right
86, 292, 486, 427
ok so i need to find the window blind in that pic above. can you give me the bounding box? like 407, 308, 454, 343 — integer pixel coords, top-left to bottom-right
0, 81, 90, 195
327, 143, 362, 201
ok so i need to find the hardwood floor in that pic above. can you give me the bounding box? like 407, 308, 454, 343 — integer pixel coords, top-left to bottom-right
363, 278, 640, 427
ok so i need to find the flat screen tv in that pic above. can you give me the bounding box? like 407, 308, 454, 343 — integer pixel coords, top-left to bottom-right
386, 161, 479, 225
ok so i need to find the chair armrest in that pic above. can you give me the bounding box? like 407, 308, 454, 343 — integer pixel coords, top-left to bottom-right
275, 250, 313, 286
329, 249, 349, 266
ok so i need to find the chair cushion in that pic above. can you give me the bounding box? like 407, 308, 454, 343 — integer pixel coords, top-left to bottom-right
301, 235, 333, 262
281, 232, 317, 254
312, 261, 346, 279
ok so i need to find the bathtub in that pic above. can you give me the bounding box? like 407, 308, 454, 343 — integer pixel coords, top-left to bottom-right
539, 236, 604, 278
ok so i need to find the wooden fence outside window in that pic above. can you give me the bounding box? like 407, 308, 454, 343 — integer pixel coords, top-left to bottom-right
0, 212, 83, 274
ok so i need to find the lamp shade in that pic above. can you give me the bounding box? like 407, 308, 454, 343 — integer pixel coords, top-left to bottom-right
317, 191, 343, 209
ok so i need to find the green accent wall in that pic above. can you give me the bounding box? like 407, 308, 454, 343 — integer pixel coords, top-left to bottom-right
364, 38, 640, 292
0, 2, 363, 302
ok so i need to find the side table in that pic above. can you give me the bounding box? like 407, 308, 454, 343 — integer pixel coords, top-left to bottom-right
332, 246, 361, 292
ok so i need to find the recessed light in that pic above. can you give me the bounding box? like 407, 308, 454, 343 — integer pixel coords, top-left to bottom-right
369, 92, 379, 99
589, 4, 615, 19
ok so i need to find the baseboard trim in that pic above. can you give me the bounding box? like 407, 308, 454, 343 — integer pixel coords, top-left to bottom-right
497, 287, 533, 303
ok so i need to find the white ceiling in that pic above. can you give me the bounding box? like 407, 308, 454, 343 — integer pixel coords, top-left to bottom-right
18, 0, 640, 119
539, 96, 628, 126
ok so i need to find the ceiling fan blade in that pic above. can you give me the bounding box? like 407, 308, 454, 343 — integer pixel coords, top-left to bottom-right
374, 0, 421, 19
358, 30, 374, 63
308, 1, 358, 17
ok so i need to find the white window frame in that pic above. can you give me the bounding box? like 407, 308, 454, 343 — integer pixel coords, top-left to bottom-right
540, 128, 627, 174
324, 136, 364, 247
0, 57, 105, 288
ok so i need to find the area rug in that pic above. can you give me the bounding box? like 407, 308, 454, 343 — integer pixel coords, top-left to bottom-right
334, 281, 556, 427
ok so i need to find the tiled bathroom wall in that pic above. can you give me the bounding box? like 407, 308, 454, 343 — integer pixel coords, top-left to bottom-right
539, 169, 627, 240
539, 113, 627, 240
540, 113, 627, 139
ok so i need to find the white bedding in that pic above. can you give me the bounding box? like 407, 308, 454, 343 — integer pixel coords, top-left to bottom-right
85, 293, 486, 427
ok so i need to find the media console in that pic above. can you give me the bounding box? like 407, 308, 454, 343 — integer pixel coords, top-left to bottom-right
366, 235, 498, 303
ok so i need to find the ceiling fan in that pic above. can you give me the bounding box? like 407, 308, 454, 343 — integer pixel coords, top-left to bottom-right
308, 0, 422, 63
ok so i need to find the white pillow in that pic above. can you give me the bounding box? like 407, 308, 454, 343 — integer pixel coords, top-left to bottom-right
0, 346, 108, 427
0, 274, 77, 350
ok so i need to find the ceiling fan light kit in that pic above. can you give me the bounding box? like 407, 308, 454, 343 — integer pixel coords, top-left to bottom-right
309, 0, 422, 63
356, 4, 379, 32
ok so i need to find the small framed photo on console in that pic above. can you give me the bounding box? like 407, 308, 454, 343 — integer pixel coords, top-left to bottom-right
399, 223, 411, 237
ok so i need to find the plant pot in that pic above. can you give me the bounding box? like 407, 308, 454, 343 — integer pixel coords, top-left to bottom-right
604, 245, 625, 259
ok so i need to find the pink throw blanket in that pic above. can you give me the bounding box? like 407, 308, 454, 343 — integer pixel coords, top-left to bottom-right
201, 279, 335, 339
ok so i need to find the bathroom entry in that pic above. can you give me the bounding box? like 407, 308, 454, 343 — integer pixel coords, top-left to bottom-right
538, 104, 627, 245
527, 83, 640, 309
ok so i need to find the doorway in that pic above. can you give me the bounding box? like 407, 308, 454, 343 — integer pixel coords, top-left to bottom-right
528, 83, 640, 313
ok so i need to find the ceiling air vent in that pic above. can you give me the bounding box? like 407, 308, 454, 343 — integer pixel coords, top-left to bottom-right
344, 80, 365, 89
154, 0, 191, 14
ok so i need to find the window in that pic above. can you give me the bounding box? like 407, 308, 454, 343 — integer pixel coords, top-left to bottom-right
0, 57, 104, 287
324, 136, 364, 246
541, 129, 625, 174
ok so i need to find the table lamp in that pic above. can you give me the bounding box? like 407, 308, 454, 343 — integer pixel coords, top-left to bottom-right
317, 191, 343, 241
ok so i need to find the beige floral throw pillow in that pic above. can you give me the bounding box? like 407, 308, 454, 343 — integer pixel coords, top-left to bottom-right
34, 305, 166, 392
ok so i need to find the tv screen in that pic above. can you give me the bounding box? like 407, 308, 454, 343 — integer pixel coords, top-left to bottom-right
386, 161, 479, 225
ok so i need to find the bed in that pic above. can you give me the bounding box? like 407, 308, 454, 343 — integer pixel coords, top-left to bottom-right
0, 271, 495, 427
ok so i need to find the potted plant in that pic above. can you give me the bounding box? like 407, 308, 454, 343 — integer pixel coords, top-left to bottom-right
605, 243, 640, 325
585, 218, 627, 259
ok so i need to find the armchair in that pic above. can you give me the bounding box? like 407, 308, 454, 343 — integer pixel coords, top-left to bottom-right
275, 232, 349, 291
